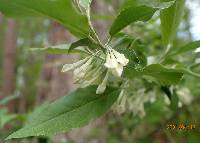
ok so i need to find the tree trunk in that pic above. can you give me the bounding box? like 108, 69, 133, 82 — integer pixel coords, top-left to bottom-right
2, 19, 17, 112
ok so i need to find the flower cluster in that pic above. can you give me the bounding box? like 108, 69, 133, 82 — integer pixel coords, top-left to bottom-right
104, 46, 129, 77
112, 88, 157, 118
62, 55, 106, 94
62, 46, 129, 94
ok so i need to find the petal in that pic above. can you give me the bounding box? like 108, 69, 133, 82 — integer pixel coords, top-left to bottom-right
73, 57, 94, 82
74, 65, 93, 83
112, 50, 129, 66
84, 66, 102, 81
79, 68, 104, 88
104, 52, 118, 68
111, 64, 123, 77
115, 90, 127, 114
61, 57, 90, 72
96, 71, 109, 94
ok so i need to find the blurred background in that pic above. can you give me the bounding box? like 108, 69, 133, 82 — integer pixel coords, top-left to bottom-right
0, 0, 200, 143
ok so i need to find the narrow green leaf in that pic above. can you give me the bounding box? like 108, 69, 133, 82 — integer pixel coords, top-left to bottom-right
0, 109, 16, 128
69, 38, 90, 53
161, 87, 178, 111
170, 90, 179, 111
169, 40, 200, 56
122, 0, 175, 9
143, 64, 184, 85
177, 67, 200, 78
6, 86, 119, 139
0, 0, 90, 37
68, 38, 100, 53
160, 0, 185, 45
123, 64, 183, 84
30, 44, 86, 54
0, 95, 19, 105
112, 34, 135, 49
110, 6, 158, 36
123, 67, 142, 79
161, 86, 172, 100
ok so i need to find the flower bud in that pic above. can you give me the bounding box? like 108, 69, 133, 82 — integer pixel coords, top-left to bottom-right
61, 57, 90, 72
96, 71, 109, 94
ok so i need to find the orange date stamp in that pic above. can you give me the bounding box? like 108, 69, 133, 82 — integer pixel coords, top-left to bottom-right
166, 123, 197, 131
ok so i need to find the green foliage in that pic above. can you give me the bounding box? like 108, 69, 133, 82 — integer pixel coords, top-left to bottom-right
160, 0, 185, 45
110, 6, 158, 36
7, 86, 120, 139
169, 40, 200, 56
0, 109, 16, 128
68, 38, 101, 53
122, 0, 175, 9
161, 86, 179, 111
124, 64, 183, 85
0, 95, 19, 105
30, 44, 86, 54
170, 90, 179, 111
0, 0, 90, 37
143, 64, 183, 85
1, 0, 199, 141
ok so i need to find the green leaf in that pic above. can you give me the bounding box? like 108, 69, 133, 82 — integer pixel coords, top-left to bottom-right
123, 67, 142, 79
143, 64, 183, 85
0, 0, 90, 37
161, 87, 179, 111
0, 109, 16, 128
169, 40, 200, 56
144, 99, 166, 124
7, 86, 119, 139
110, 6, 158, 36
123, 64, 183, 84
0, 95, 19, 105
176, 65, 200, 78
30, 44, 86, 54
160, 0, 185, 45
112, 34, 135, 49
122, 0, 175, 9
161, 86, 172, 101
68, 38, 100, 53
170, 90, 179, 111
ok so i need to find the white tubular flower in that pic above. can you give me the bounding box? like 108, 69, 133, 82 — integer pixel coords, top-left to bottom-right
112, 50, 129, 66
61, 57, 90, 72
111, 64, 124, 77
79, 67, 104, 88
104, 51, 118, 68
164, 95, 171, 105
96, 70, 109, 94
104, 48, 129, 77
112, 90, 127, 114
73, 57, 94, 82
177, 88, 193, 105
84, 65, 102, 81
